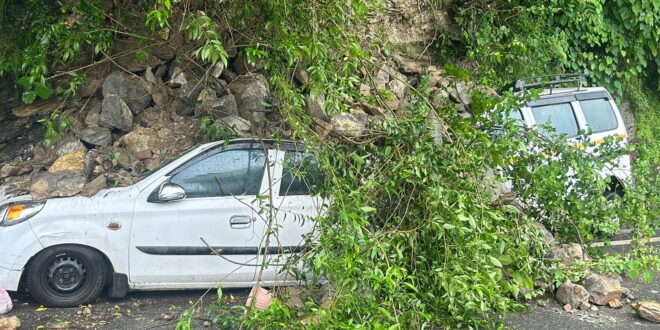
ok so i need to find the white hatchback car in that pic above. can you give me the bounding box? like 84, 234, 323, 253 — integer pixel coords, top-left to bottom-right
504, 74, 632, 198
0, 139, 323, 307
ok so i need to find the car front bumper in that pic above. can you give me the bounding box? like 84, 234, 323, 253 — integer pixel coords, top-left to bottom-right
0, 222, 43, 291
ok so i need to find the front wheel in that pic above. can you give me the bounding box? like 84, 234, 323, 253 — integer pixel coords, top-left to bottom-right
26, 246, 108, 307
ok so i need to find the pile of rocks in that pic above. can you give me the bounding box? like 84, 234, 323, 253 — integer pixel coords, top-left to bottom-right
0, 33, 483, 201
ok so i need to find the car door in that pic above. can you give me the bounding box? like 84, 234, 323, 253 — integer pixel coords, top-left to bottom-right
128, 145, 270, 289
250, 148, 323, 284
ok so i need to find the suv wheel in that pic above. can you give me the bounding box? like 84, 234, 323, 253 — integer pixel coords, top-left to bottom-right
26, 245, 108, 307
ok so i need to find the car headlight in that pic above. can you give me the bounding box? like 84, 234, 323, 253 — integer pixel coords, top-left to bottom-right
0, 201, 45, 226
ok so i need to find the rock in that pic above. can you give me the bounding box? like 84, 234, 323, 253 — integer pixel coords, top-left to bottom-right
583, 273, 625, 306
227, 74, 271, 124
374, 65, 391, 89
102, 72, 152, 114
608, 298, 623, 309
563, 303, 573, 313
77, 127, 112, 146
532, 221, 557, 246
169, 67, 188, 87
631, 301, 660, 323
176, 78, 206, 116
143, 66, 160, 85
211, 61, 225, 79
304, 94, 328, 121
556, 280, 590, 309
56, 138, 87, 157
196, 94, 238, 119
49, 150, 87, 175
221, 69, 238, 83
100, 94, 134, 132
0, 160, 32, 179
77, 66, 106, 98
0, 316, 20, 330
82, 174, 107, 197
313, 117, 334, 140
116, 152, 132, 170
283, 287, 306, 309
578, 301, 592, 311
294, 67, 311, 85
550, 243, 587, 266
84, 100, 102, 127
220, 116, 251, 137
30, 170, 86, 200
233, 51, 263, 74
393, 55, 425, 74
120, 126, 161, 158
331, 113, 366, 137
359, 83, 371, 97
590, 305, 598, 312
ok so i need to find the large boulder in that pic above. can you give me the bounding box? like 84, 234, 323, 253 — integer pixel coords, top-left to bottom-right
583, 273, 625, 306
77, 127, 112, 146
49, 150, 87, 176
100, 94, 134, 132
0, 159, 32, 179
120, 126, 161, 160
227, 74, 271, 124
331, 113, 366, 137
632, 301, 660, 323
102, 72, 152, 114
196, 94, 238, 119
556, 280, 590, 309
550, 243, 587, 267
30, 170, 86, 200
55, 138, 87, 157
220, 116, 251, 137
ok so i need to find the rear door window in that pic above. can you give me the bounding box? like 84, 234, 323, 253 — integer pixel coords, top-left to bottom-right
579, 98, 618, 133
280, 152, 323, 196
531, 103, 579, 137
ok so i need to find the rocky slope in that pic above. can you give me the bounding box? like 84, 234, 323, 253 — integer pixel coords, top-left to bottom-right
0, 25, 481, 201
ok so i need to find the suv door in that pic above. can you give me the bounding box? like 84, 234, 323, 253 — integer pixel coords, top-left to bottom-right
250, 149, 323, 284
129, 146, 271, 288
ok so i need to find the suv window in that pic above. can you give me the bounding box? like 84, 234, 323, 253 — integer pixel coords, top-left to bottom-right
171, 149, 265, 198
531, 103, 579, 137
280, 152, 323, 196
579, 98, 618, 133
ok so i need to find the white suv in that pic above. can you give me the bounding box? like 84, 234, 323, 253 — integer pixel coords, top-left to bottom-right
504, 74, 632, 198
0, 139, 323, 307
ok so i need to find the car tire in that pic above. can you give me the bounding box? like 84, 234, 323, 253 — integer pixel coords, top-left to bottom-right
26, 245, 108, 307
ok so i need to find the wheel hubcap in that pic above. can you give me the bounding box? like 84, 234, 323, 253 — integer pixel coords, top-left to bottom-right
47, 256, 86, 293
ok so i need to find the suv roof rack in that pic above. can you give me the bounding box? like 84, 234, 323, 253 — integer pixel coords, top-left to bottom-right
502, 74, 586, 94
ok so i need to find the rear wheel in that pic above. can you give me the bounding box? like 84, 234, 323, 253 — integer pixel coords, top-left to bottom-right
26, 246, 107, 307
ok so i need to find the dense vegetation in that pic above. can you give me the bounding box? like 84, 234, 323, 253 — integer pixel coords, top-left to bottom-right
0, 0, 658, 328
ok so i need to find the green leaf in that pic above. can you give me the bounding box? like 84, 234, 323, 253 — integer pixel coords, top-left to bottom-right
488, 256, 502, 268
360, 206, 377, 213
22, 90, 37, 104
35, 84, 53, 100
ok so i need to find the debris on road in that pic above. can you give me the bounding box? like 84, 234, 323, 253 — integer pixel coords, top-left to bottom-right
583, 273, 625, 306
246, 286, 273, 311
0, 316, 21, 330
631, 301, 660, 323
556, 280, 590, 309
0, 289, 12, 314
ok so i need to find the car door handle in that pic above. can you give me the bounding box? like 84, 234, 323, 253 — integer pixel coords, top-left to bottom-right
230, 215, 253, 229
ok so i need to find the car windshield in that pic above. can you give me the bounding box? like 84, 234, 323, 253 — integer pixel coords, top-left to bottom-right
137, 144, 202, 181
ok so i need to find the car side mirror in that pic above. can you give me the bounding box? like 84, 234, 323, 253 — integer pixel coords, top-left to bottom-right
151, 183, 186, 203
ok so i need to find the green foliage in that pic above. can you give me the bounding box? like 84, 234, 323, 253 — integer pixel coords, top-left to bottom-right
183, 12, 229, 66
0, 0, 112, 103
37, 109, 71, 145
455, 0, 660, 92
199, 116, 236, 142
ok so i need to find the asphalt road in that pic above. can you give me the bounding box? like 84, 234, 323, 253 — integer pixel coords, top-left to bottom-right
3, 243, 659, 329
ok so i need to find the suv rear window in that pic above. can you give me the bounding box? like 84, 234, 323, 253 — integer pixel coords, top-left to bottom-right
579, 98, 618, 133
280, 152, 323, 196
531, 103, 579, 137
